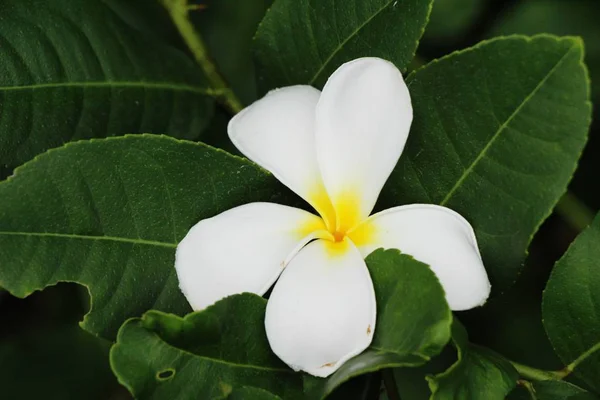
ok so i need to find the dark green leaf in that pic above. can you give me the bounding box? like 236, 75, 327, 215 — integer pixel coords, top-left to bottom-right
0, 0, 214, 179
422, 0, 484, 42
543, 213, 600, 393
253, 0, 433, 90
380, 35, 591, 291
508, 381, 591, 400
305, 249, 452, 399
0, 135, 288, 340
489, 0, 600, 110
195, 0, 272, 104
110, 249, 451, 399
428, 321, 518, 399
110, 294, 303, 400
226, 387, 282, 400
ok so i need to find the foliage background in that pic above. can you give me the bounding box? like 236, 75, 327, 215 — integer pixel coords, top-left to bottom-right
0, 0, 598, 398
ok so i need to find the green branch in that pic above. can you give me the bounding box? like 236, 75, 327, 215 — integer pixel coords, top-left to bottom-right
161, 0, 244, 114
508, 340, 600, 383
382, 369, 401, 400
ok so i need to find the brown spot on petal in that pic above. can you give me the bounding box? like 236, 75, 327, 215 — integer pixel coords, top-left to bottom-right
366, 325, 372, 335
320, 362, 336, 368
280, 260, 285, 268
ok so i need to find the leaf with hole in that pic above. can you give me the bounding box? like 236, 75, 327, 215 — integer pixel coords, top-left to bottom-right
110, 250, 452, 399
0, 135, 289, 340
110, 294, 304, 399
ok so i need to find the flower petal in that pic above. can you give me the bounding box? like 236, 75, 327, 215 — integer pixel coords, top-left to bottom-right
265, 239, 376, 377
175, 203, 326, 310
352, 204, 490, 311
228, 86, 335, 228
315, 57, 413, 232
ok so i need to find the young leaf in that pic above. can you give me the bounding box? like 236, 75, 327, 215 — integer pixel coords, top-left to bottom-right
110, 294, 303, 400
427, 321, 518, 399
0, 135, 289, 340
543, 213, 600, 393
305, 249, 452, 399
0, 0, 214, 179
253, 0, 433, 90
380, 35, 592, 291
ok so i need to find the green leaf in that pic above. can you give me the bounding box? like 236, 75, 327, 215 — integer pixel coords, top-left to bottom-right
489, 0, 600, 110
110, 294, 303, 400
226, 387, 282, 400
305, 249, 452, 399
508, 381, 592, 400
253, 0, 433, 90
427, 321, 518, 399
195, 0, 272, 104
380, 35, 592, 290
110, 249, 451, 399
0, 323, 122, 400
0, 0, 214, 179
0, 135, 288, 340
543, 213, 600, 393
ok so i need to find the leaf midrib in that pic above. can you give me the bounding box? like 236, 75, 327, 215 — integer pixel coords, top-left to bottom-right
438, 42, 577, 206
308, 0, 396, 85
0, 230, 176, 248
0, 81, 218, 96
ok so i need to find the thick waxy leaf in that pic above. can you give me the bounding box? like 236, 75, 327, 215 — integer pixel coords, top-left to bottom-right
110, 249, 451, 399
0, 0, 214, 179
427, 321, 518, 399
110, 294, 303, 400
253, 0, 433, 89
305, 249, 452, 399
543, 213, 600, 393
508, 381, 592, 400
226, 387, 282, 400
195, 0, 272, 104
380, 35, 591, 290
0, 135, 288, 340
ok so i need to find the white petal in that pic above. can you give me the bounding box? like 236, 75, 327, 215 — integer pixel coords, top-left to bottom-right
353, 204, 490, 311
228, 86, 335, 228
175, 203, 326, 310
315, 57, 413, 232
265, 239, 376, 377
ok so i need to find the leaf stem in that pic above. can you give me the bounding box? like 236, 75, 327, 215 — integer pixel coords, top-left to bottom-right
517, 379, 537, 400
509, 361, 568, 381
382, 369, 401, 400
161, 0, 244, 114
565, 341, 600, 374
555, 190, 595, 232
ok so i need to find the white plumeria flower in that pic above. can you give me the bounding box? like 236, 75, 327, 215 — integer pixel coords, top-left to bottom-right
175, 57, 491, 378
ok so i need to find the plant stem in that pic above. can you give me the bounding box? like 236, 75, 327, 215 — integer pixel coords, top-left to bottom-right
565, 341, 600, 374
509, 361, 568, 381
517, 379, 537, 400
555, 191, 595, 232
382, 369, 401, 400
161, 0, 244, 114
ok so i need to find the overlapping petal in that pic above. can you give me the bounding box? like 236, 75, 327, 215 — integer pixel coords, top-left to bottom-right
228, 86, 335, 228
265, 239, 376, 377
315, 57, 413, 232
352, 204, 491, 310
175, 203, 326, 310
